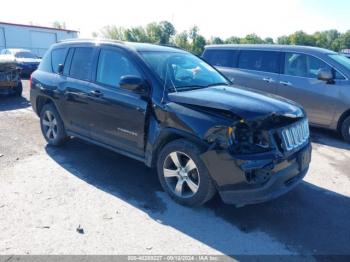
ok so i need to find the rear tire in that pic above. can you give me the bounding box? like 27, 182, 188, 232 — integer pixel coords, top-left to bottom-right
157, 139, 216, 206
340, 116, 350, 143
40, 103, 67, 146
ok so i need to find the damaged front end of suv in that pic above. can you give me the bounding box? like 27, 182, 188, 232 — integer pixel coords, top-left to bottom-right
166, 86, 312, 206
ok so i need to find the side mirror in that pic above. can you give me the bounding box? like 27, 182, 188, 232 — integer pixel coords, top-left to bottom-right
57, 64, 64, 75
119, 75, 148, 95
317, 68, 334, 83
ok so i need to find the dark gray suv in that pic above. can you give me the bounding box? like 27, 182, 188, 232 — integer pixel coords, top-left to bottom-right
202, 45, 350, 142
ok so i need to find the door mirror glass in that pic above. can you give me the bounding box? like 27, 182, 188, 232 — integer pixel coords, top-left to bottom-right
317, 68, 333, 82
57, 64, 64, 75
119, 75, 148, 95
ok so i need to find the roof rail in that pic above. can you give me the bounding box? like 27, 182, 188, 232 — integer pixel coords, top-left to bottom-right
57, 38, 125, 44
157, 43, 185, 51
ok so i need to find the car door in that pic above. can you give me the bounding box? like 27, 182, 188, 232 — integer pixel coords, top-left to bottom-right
232, 50, 281, 95
277, 52, 342, 127
58, 46, 98, 138
87, 47, 149, 157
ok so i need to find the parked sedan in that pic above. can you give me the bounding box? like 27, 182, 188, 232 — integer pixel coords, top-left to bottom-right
0, 48, 41, 77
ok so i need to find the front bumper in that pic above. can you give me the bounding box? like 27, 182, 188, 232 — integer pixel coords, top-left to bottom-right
201, 142, 312, 206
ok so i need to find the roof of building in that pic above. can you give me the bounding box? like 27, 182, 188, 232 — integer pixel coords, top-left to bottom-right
0, 21, 79, 33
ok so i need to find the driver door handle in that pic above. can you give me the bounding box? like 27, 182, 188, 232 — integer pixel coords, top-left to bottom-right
88, 90, 103, 97
263, 77, 275, 83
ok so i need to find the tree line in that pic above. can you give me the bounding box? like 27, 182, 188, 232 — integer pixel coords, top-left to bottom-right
93, 21, 350, 55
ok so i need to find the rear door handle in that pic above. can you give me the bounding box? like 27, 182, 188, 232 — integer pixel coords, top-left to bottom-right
280, 81, 293, 86
88, 90, 103, 97
263, 77, 275, 83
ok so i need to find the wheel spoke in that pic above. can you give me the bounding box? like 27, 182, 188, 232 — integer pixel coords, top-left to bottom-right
184, 159, 196, 173
45, 111, 52, 122
52, 127, 57, 138
185, 179, 199, 194
164, 168, 180, 178
46, 128, 52, 139
169, 152, 182, 168
174, 179, 184, 196
42, 120, 50, 127
52, 118, 57, 126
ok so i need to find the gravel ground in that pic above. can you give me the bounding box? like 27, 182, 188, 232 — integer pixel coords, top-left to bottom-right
0, 81, 349, 256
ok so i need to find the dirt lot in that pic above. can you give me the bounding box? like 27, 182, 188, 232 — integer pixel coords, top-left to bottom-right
0, 81, 350, 256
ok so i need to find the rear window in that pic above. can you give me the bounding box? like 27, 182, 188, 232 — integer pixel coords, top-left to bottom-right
51, 48, 68, 73
202, 49, 237, 68
15, 51, 37, 59
238, 50, 280, 73
69, 47, 94, 81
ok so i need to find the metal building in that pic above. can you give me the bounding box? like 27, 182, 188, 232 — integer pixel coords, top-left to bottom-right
0, 22, 79, 57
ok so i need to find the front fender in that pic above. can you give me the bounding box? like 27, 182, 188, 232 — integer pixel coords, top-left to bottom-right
144, 102, 236, 167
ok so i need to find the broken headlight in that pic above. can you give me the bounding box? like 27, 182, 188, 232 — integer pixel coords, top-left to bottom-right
228, 121, 271, 154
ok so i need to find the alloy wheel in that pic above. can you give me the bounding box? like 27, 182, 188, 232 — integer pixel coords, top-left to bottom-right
42, 111, 58, 140
163, 151, 200, 198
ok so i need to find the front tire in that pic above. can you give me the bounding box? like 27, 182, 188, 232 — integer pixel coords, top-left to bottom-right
157, 139, 216, 206
40, 103, 67, 146
340, 116, 350, 143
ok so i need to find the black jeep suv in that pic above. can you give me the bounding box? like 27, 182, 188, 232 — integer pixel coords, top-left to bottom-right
30, 39, 311, 207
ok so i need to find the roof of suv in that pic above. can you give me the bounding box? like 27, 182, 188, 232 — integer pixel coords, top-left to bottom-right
204, 44, 337, 55
55, 38, 186, 53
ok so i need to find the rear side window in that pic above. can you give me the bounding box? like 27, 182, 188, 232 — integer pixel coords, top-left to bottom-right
96, 49, 140, 87
202, 49, 237, 68
51, 48, 67, 73
69, 47, 94, 81
238, 50, 280, 73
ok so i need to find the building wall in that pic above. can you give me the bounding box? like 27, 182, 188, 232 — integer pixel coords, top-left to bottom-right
0, 23, 78, 57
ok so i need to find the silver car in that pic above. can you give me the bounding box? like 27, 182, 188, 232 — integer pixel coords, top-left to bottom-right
202, 45, 350, 142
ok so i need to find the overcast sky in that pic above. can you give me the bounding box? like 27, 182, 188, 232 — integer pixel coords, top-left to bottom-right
1, 0, 349, 39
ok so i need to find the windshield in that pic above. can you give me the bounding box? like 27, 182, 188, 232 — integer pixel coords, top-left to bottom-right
15, 51, 37, 59
328, 54, 350, 71
140, 51, 229, 92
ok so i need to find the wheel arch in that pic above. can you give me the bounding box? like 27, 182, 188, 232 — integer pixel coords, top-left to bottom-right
337, 108, 350, 132
146, 127, 209, 168
36, 95, 55, 116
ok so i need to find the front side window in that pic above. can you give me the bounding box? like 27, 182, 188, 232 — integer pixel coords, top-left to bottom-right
96, 49, 140, 87
329, 54, 350, 71
69, 47, 94, 81
140, 51, 228, 92
51, 48, 67, 73
238, 50, 280, 73
284, 53, 345, 80
202, 49, 237, 68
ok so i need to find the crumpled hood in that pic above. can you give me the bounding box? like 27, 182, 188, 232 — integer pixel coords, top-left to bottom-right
168, 85, 304, 120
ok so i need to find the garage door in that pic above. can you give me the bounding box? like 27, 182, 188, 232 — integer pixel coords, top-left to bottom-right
0, 28, 5, 51
30, 31, 57, 57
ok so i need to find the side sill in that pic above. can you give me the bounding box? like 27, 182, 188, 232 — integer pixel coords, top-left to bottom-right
66, 130, 146, 164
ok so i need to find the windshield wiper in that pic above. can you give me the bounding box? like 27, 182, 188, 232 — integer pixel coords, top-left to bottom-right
205, 82, 230, 87
168, 85, 205, 92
